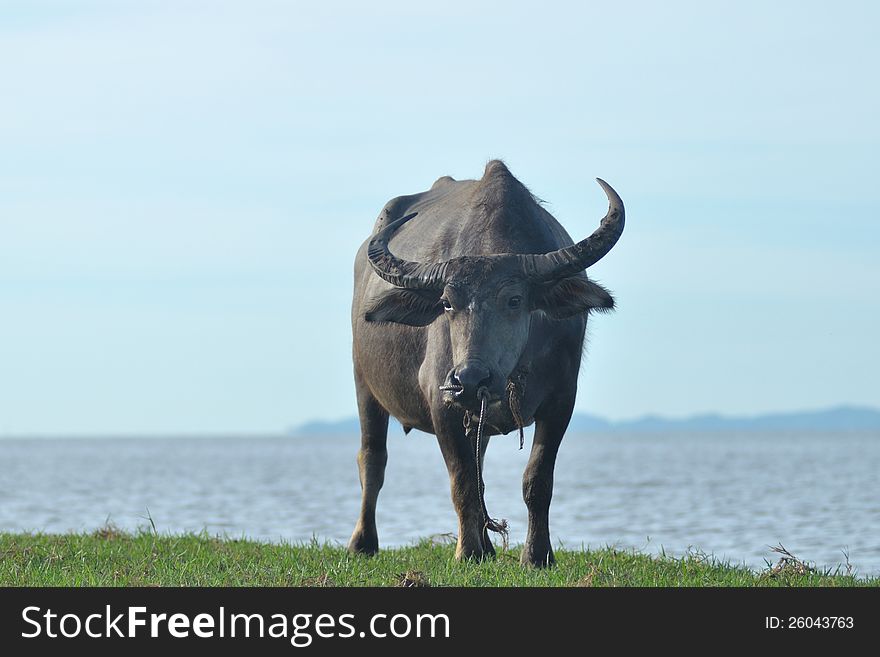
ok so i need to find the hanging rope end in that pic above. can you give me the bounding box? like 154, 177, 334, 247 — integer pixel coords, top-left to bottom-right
485, 517, 510, 551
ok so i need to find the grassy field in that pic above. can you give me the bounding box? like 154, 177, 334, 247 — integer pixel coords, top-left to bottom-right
1, 530, 876, 587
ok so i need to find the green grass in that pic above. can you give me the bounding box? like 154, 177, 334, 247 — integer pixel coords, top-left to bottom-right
1, 530, 876, 587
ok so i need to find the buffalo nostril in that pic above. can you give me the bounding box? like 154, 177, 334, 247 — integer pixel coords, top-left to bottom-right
454, 364, 491, 396
439, 371, 465, 395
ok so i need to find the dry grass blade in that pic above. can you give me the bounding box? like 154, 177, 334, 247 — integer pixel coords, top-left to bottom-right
300, 573, 336, 587
765, 543, 815, 577
92, 523, 125, 540
396, 570, 431, 587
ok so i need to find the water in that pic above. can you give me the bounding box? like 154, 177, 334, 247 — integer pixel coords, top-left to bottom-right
1, 431, 878, 575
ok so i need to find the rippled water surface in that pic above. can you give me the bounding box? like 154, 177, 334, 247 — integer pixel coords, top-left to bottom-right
2, 431, 878, 574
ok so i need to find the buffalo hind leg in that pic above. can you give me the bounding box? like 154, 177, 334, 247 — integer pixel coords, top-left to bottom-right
347, 379, 390, 556
434, 412, 495, 561
521, 394, 574, 567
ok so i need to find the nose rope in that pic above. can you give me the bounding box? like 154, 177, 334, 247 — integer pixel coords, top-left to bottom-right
439, 375, 524, 551
474, 388, 509, 547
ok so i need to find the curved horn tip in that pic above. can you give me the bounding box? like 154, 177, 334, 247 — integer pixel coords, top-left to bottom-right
594, 177, 617, 196
594, 178, 623, 212
371, 211, 419, 244
385, 211, 418, 231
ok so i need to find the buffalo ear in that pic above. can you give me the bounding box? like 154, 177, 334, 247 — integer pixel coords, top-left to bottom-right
533, 277, 615, 319
364, 288, 443, 326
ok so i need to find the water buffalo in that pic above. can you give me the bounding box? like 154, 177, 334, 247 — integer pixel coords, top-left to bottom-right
349, 160, 624, 566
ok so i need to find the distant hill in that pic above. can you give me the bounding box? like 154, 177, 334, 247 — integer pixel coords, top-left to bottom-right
608, 406, 880, 432
290, 405, 880, 435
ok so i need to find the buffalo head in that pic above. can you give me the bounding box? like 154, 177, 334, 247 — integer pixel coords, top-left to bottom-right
363, 179, 624, 411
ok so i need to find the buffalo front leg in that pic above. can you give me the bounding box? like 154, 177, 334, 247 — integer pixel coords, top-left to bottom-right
521, 395, 574, 567
434, 413, 495, 561
347, 380, 390, 556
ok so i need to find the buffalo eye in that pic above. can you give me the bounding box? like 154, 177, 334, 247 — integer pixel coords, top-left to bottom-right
508, 295, 522, 309
441, 298, 453, 311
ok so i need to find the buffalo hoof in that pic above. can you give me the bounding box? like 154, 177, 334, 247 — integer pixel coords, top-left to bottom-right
520, 544, 555, 568
347, 530, 379, 556
455, 538, 496, 562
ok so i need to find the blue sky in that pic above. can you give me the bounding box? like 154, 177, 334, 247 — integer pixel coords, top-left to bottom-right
1, 1, 878, 434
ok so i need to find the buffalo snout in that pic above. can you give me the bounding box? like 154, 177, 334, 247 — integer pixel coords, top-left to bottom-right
443, 363, 493, 408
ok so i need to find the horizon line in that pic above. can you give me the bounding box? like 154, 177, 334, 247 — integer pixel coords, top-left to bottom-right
3, 404, 879, 440
296, 402, 880, 424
